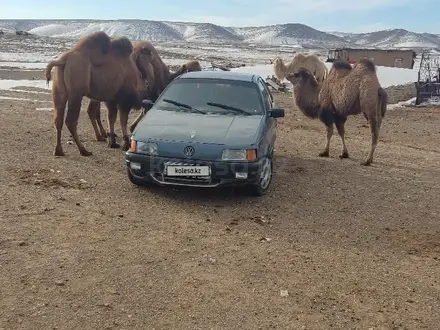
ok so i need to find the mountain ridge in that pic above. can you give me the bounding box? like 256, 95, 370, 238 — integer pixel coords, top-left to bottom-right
0, 19, 438, 49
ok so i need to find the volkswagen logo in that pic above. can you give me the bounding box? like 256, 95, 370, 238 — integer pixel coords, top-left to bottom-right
183, 146, 195, 157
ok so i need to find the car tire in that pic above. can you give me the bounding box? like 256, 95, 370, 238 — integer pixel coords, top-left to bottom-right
248, 156, 273, 196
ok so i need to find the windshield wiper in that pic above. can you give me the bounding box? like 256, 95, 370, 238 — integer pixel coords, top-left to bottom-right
207, 102, 251, 116
162, 99, 206, 114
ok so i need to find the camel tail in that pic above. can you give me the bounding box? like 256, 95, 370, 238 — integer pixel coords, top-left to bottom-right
45, 58, 67, 85
378, 87, 388, 118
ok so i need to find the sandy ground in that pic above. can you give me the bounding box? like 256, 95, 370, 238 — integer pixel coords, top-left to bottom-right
1, 72, 440, 330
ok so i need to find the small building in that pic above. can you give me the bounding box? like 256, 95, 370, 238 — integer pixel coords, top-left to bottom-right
326, 48, 417, 69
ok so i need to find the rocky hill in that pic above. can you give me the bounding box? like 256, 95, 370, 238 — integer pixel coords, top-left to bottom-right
0, 19, 438, 49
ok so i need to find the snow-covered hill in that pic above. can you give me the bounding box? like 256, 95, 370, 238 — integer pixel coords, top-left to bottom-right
231, 23, 350, 48
330, 29, 440, 49
0, 19, 438, 49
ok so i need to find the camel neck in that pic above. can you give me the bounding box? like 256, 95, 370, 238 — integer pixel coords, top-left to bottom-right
294, 84, 320, 119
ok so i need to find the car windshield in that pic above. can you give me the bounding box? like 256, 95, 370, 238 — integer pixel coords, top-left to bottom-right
154, 78, 264, 115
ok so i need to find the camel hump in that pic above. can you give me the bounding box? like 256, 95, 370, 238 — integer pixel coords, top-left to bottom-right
332, 59, 352, 71
75, 31, 112, 55
356, 58, 376, 73
111, 37, 134, 57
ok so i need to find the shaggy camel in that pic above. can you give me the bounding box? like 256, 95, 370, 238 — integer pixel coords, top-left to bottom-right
45, 32, 148, 156
84, 41, 156, 147
128, 59, 202, 133
128, 41, 202, 133
285, 58, 387, 166
273, 52, 328, 85
128, 60, 202, 133
45, 31, 111, 80
132, 41, 201, 102
86, 41, 202, 145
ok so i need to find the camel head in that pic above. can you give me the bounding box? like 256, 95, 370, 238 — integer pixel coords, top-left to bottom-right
131, 42, 155, 91
285, 67, 318, 89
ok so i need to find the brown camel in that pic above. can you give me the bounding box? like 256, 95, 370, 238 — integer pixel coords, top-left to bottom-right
131, 41, 198, 101
285, 58, 387, 166
85, 41, 201, 147
127, 41, 202, 133
83, 41, 156, 147
128, 58, 202, 133
45, 32, 148, 156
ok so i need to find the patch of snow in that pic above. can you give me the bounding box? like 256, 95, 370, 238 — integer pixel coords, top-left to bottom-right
0, 96, 50, 102
0, 52, 55, 63
29, 23, 86, 37
0, 62, 48, 69
183, 26, 196, 39
388, 97, 417, 110
393, 41, 438, 48
0, 79, 51, 90
387, 96, 440, 110
10, 88, 51, 94
417, 97, 440, 107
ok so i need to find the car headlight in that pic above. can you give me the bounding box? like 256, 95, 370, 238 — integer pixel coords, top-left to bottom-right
222, 149, 256, 161
135, 141, 158, 155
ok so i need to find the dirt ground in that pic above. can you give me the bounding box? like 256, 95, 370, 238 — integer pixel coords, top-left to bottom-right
1, 78, 440, 330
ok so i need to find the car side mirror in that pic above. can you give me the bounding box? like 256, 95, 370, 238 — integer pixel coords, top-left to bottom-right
141, 99, 154, 110
268, 108, 285, 118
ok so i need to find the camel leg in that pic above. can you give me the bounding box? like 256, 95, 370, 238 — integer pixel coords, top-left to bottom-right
87, 100, 106, 142
65, 96, 92, 156
318, 107, 335, 157
52, 67, 68, 156
95, 103, 108, 139
319, 124, 333, 157
334, 115, 349, 159
106, 101, 120, 149
119, 108, 131, 151
361, 117, 380, 166
53, 96, 67, 157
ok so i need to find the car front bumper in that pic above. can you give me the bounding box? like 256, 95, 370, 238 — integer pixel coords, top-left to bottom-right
125, 152, 265, 188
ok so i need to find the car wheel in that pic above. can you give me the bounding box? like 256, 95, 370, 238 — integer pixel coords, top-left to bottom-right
248, 156, 273, 196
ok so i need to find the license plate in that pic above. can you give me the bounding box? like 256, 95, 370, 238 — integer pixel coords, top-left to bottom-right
166, 165, 210, 176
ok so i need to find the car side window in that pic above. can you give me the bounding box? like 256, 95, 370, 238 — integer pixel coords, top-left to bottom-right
257, 78, 271, 110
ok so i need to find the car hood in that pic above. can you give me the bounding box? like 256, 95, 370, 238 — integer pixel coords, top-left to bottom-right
134, 109, 263, 146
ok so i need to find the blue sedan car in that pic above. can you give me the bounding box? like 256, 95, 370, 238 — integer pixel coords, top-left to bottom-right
125, 70, 285, 196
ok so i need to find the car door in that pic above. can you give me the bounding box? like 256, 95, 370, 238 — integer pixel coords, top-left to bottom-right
256, 77, 276, 156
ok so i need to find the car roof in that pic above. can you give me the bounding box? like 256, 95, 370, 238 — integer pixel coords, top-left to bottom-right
176, 70, 260, 83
